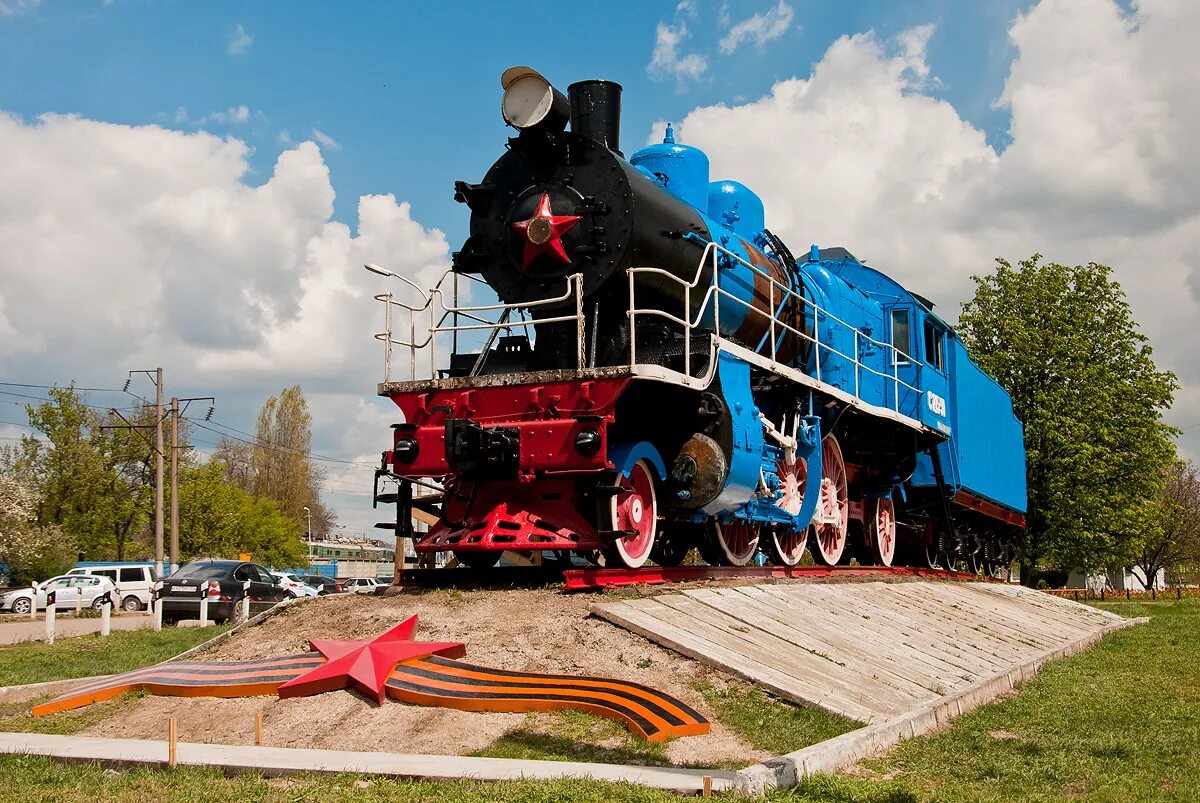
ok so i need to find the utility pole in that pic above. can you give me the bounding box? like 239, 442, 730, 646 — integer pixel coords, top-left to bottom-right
169, 395, 215, 574
117, 370, 214, 580
170, 396, 179, 576
154, 368, 164, 580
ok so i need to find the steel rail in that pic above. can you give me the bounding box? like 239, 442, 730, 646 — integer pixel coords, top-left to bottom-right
388, 563, 991, 592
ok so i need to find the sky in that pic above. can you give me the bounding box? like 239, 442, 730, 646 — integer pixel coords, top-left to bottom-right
1, 0, 1198, 540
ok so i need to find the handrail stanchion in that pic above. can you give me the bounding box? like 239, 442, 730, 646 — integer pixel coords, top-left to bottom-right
628, 269, 638, 366
711, 247, 720, 343
893, 353, 900, 411
853, 329, 859, 400
409, 311, 416, 381
382, 291, 393, 384
683, 283, 691, 378
769, 280, 777, 365
575, 274, 585, 370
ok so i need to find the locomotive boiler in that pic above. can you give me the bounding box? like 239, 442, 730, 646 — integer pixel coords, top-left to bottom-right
370, 67, 1027, 574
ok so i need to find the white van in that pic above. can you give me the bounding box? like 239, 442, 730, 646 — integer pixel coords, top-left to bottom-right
68, 564, 157, 611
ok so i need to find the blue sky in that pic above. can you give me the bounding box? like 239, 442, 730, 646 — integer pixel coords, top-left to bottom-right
3, 0, 1198, 536
1, 0, 1030, 240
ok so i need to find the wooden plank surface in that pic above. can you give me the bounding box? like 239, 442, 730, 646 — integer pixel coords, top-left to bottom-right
591, 579, 1119, 723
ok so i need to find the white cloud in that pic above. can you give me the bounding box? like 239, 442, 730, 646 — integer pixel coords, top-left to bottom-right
172, 105, 255, 127
648, 9, 709, 89
227, 23, 252, 56
719, 1, 795, 54
310, 128, 340, 151
666, 0, 1200, 457
0, 114, 451, 522
0, 0, 41, 17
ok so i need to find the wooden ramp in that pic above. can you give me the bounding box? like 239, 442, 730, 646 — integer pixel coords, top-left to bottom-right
591, 581, 1130, 724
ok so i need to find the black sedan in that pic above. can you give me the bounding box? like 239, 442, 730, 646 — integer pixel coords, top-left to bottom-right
159, 560, 290, 625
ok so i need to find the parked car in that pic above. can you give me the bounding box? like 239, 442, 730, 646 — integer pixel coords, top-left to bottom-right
159, 560, 289, 625
293, 575, 344, 594
343, 577, 384, 594
0, 574, 120, 614
68, 563, 157, 611
269, 571, 318, 598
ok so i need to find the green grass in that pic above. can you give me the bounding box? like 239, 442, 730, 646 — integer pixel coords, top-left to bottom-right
0, 625, 230, 687
473, 710, 677, 767
808, 598, 1200, 802
0, 756, 709, 802
697, 683, 862, 756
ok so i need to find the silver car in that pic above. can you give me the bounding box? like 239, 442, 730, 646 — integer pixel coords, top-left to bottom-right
0, 574, 120, 614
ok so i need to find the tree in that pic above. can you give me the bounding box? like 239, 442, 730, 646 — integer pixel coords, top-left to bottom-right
1135, 461, 1200, 588
2, 386, 173, 560
0, 473, 74, 585
247, 386, 334, 536
175, 461, 308, 569
958, 256, 1177, 583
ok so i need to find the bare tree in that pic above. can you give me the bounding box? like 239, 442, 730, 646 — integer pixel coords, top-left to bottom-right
1135, 460, 1200, 588
249, 386, 334, 536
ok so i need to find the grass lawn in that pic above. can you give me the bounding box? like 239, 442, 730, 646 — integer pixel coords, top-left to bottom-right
0, 626, 229, 687
813, 598, 1200, 802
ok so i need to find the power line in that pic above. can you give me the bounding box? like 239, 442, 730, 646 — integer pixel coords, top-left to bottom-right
0, 380, 124, 392
185, 416, 379, 467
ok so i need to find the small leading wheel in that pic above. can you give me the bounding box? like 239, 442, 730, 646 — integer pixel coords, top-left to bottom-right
810, 435, 849, 566
651, 524, 697, 568
708, 520, 761, 567
454, 550, 503, 570
865, 497, 897, 567
603, 459, 658, 569
767, 526, 808, 566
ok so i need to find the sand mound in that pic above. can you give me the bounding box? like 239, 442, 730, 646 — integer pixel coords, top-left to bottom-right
80, 588, 762, 766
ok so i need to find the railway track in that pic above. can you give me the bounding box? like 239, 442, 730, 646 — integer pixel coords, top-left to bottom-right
390, 563, 987, 593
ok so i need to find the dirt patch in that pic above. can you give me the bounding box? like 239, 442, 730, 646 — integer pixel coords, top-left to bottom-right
79, 588, 763, 767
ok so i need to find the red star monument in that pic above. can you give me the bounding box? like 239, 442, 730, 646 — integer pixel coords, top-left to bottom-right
277, 615, 465, 705
511, 191, 581, 270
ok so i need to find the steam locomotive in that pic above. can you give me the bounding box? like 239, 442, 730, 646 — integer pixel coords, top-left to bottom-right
370, 67, 1026, 573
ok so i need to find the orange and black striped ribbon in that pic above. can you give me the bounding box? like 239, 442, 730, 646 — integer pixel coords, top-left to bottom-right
32, 654, 708, 742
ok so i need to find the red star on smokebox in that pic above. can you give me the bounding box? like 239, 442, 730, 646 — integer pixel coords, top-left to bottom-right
277, 615, 464, 705
511, 191, 581, 270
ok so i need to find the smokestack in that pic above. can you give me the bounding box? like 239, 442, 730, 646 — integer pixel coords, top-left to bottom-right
568, 80, 622, 154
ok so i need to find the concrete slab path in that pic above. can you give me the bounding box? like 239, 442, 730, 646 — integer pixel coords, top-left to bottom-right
0, 732, 736, 794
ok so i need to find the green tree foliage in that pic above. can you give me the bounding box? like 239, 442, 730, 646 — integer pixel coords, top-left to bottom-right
0, 473, 74, 585
175, 461, 308, 569
1, 385, 164, 561
958, 256, 1177, 580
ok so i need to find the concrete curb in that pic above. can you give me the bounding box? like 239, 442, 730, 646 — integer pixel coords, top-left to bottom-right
0, 732, 737, 794
734, 615, 1149, 795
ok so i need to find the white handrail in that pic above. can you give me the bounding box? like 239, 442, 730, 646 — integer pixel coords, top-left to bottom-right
626, 239, 925, 413
373, 270, 586, 381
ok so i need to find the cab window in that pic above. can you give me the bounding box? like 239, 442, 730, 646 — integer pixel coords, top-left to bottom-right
923, 319, 945, 371
890, 309, 912, 364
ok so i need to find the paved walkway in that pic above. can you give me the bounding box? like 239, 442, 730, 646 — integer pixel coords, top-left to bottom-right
0, 732, 736, 793
0, 613, 151, 645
